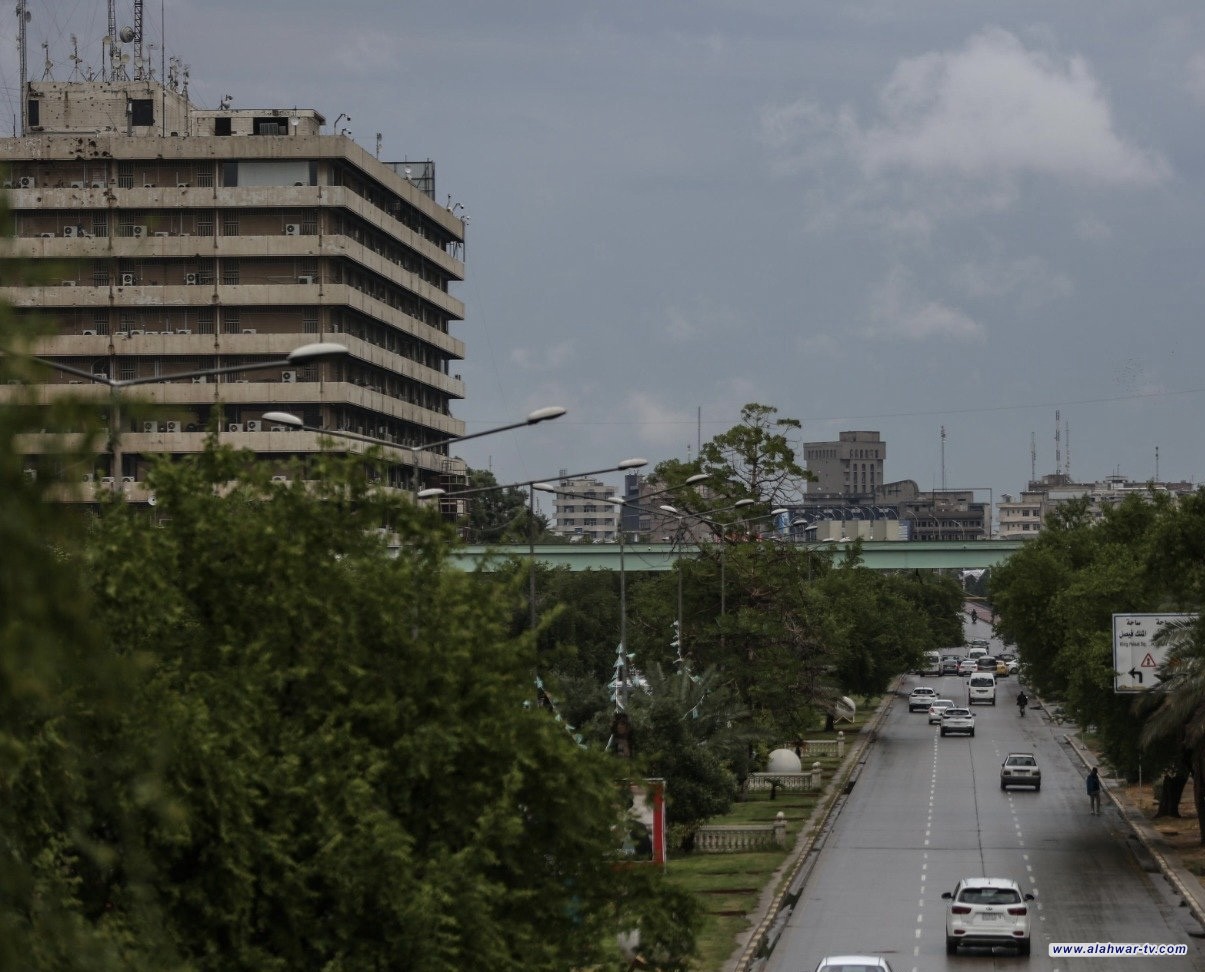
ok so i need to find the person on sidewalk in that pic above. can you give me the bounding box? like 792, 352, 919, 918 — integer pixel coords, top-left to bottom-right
1087, 766, 1102, 815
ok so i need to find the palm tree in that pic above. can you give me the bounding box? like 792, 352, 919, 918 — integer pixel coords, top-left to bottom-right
1138, 616, 1205, 836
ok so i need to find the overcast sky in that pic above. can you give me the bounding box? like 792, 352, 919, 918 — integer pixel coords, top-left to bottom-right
13, 2, 1205, 509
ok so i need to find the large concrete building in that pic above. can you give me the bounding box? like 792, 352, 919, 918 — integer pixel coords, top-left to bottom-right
803, 431, 886, 497
1, 74, 467, 501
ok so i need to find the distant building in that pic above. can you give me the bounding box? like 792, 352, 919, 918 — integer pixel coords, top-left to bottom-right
551, 475, 620, 542
1, 70, 467, 501
803, 431, 886, 497
998, 473, 1198, 539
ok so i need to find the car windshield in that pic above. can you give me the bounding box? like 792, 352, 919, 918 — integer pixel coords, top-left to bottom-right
958, 887, 1022, 905
931, 700, 953, 708
1007, 756, 1036, 766
944, 709, 970, 717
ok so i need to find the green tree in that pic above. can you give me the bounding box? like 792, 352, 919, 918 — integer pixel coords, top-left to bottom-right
694, 403, 812, 505
462, 469, 549, 543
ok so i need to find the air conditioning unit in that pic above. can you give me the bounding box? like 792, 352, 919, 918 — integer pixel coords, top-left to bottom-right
285, 223, 300, 235
82, 473, 94, 483
176, 328, 192, 334
70, 181, 84, 189
242, 328, 257, 334
272, 475, 290, 483
130, 225, 147, 239
177, 182, 190, 188
227, 423, 244, 433
297, 274, 315, 284
17, 176, 35, 189
281, 371, 297, 383
270, 424, 287, 432
68, 380, 82, 385
100, 476, 115, 486
90, 181, 104, 189
143, 422, 158, 433
191, 376, 207, 384
143, 183, 154, 189
122, 476, 135, 484
245, 420, 262, 432
115, 332, 129, 339
1, 180, 11, 188
128, 328, 144, 336
184, 273, 198, 285
92, 370, 109, 380
165, 421, 181, 433
62, 280, 77, 286
38, 232, 54, 238
154, 231, 169, 237
81, 329, 96, 336
121, 273, 136, 286
185, 423, 199, 433
63, 226, 78, 238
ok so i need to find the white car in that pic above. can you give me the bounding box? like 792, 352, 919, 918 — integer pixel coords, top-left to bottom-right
939, 707, 975, 736
813, 957, 894, 972
943, 876, 1034, 955
908, 686, 938, 712
957, 657, 977, 676
927, 698, 956, 724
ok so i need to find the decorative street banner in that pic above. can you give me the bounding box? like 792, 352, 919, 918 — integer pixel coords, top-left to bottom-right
1113, 613, 1196, 693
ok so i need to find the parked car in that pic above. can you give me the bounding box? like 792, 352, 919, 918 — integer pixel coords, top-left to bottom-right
927, 699, 956, 724
940, 707, 975, 736
908, 686, 938, 712
1000, 752, 1041, 791
943, 877, 1034, 955
813, 956, 894, 972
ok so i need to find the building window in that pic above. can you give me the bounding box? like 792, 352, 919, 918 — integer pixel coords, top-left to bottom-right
196, 212, 214, 237
196, 310, 214, 335
223, 311, 241, 334
222, 261, 240, 286
222, 213, 239, 236
130, 99, 154, 127
117, 162, 134, 189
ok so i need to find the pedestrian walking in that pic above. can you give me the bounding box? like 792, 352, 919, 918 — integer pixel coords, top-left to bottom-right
1086, 766, 1102, 815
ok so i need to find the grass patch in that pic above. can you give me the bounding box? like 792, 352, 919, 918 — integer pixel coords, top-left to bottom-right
665, 704, 878, 971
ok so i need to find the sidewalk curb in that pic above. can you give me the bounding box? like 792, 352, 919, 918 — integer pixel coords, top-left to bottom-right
1061, 720, 1205, 936
727, 682, 899, 972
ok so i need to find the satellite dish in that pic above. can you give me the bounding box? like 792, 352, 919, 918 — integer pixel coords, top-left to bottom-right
119, 25, 136, 42
147, 493, 157, 507
834, 696, 856, 723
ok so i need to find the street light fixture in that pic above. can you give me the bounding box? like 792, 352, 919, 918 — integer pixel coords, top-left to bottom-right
261, 405, 567, 492
16, 342, 349, 482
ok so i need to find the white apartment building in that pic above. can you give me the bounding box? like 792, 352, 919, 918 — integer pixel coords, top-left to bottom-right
1, 72, 467, 502
551, 476, 620, 542
997, 474, 1197, 539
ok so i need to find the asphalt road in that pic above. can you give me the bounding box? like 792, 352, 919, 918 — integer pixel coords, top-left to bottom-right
763, 628, 1205, 972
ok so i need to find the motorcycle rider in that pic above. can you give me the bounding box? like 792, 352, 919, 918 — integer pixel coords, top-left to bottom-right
1016, 689, 1029, 716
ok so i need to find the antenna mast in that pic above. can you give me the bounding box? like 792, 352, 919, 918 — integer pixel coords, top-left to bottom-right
17, 0, 29, 134
1054, 410, 1061, 476
133, 0, 144, 80
1065, 418, 1070, 480
1155, 445, 1160, 482
940, 425, 947, 492
107, 0, 117, 81
1030, 432, 1036, 482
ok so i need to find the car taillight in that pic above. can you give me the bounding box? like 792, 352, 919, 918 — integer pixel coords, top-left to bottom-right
951, 905, 972, 914
1007, 906, 1028, 916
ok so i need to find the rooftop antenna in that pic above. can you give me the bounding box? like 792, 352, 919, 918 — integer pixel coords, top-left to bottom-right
940, 425, 947, 492
39, 40, 52, 80
133, 0, 144, 80
1155, 445, 1159, 482
1054, 410, 1061, 476
69, 34, 85, 81
1064, 418, 1070, 480
107, 0, 116, 81
1030, 432, 1036, 482
16, 0, 29, 134
375, 132, 382, 158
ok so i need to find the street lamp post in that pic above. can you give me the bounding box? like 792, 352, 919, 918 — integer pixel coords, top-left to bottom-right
262, 405, 567, 492
20, 342, 349, 481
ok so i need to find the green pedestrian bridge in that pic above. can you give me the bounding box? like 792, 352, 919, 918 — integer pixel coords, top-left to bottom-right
438, 538, 1024, 572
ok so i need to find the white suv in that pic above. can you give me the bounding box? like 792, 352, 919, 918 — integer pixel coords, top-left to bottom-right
943, 877, 1034, 956
908, 686, 937, 712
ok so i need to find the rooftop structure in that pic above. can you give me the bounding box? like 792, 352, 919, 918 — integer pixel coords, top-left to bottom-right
1, 70, 467, 501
